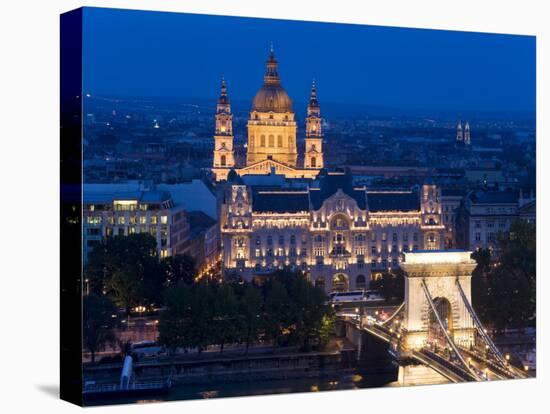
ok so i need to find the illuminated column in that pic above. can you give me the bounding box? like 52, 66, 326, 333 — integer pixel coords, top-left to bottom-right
304, 80, 324, 169
213, 78, 235, 179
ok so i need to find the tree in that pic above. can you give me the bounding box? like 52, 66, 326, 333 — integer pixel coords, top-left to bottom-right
286, 275, 327, 351
239, 284, 263, 354
264, 279, 292, 349
85, 234, 162, 312
212, 284, 239, 353
370, 268, 405, 304
159, 282, 215, 357
158, 282, 193, 353
161, 254, 197, 287
471, 220, 536, 332
83, 294, 118, 363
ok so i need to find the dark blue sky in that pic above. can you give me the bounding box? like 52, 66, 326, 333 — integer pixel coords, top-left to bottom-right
82, 7, 535, 114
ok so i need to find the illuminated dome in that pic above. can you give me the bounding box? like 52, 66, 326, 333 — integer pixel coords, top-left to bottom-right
252, 50, 293, 113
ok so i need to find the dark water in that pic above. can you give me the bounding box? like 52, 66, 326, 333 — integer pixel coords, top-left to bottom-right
85, 369, 398, 406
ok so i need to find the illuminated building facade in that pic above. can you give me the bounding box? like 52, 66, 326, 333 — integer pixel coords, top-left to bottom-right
220, 170, 445, 292
212, 48, 324, 181
83, 185, 191, 261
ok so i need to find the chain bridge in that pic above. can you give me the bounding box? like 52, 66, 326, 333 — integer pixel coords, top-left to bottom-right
338, 251, 529, 383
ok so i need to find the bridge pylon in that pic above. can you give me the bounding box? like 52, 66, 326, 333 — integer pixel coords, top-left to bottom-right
399, 251, 477, 352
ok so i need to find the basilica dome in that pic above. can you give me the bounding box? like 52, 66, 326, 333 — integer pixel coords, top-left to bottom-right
251, 50, 293, 113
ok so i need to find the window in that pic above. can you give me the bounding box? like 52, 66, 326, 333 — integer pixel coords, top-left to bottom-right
382, 232, 387, 241
220, 155, 226, 166
255, 248, 261, 257
475, 221, 481, 229
392, 232, 397, 242
371, 246, 377, 254
267, 235, 273, 245
87, 216, 101, 225
403, 233, 408, 242
290, 235, 296, 245
277, 135, 283, 147
255, 237, 261, 246
278, 235, 284, 245
261, 135, 266, 147
139, 216, 147, 225
150, 216, 157, 225
269, 135, 274, 147
161, 215, 168, 225
413, 232, 418, 242
356, 275, 366, 290
86, 228, 100, 236
475, 233, 481, 241
371, 233, 376, 242
277, 247, 284, 257
311, 157, 316, 167
117, 216, 125, 225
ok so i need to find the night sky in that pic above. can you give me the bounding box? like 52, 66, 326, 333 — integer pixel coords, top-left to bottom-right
82, 7, 535, 113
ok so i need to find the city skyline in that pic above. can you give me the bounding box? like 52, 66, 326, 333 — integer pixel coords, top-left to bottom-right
83, 7, 536, 114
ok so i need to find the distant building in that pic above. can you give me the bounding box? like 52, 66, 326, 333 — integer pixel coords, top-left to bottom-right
220, 170, 445, 293
464, 122, 471, 145
441, 189, 465, 249
83, 186, 191, 261
456, 190, 535, 251
187, 211, 219, 273
456, 121, 463, 142
456, 121, 471, 145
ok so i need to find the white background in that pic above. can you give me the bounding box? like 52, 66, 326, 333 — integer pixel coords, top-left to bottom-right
0, 0, 547, 412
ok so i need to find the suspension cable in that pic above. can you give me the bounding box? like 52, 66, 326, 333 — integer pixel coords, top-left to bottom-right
421, 279, 482, 381
454, 278, 509, 368
381, 302, 405, 326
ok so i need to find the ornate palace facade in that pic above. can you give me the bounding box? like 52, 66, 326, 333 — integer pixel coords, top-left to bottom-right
212, 48, 323, 181
220, 170, 445, 292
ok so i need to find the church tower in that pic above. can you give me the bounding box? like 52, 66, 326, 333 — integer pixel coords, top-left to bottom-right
464, 121, 471, 145
456, 121, 463, 142
213, 78, 235, 178
304, 80, 324, 169
246, 47, 297, 167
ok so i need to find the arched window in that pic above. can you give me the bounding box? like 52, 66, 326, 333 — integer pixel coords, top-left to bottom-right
220, 155, 226, 166
269, 135, 275, 147
311, 157, 316, 168
277, 135, 283, 147
332, 273, 349, 292
356, 274, 366, 290
261, 135, 266, 147
290, 235, 296, 245
315, 277, 325, 289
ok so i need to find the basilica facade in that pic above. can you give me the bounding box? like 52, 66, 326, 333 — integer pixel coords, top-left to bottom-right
220, 170, 446, 293
212, 48, 323, 181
